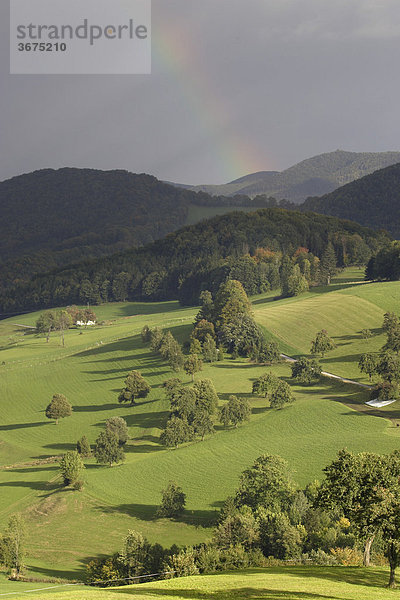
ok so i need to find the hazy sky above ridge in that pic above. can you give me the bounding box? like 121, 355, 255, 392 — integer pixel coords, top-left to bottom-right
1, 0, 400, 184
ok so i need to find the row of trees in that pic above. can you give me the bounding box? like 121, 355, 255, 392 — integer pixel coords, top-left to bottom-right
36, 306, 97, 345
86, 449, 400, 589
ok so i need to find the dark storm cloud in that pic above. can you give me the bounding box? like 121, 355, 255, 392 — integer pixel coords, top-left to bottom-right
1, 0, 400, 184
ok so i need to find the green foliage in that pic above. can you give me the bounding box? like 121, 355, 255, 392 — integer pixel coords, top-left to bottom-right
202, 334, 218, 363
375, 351, 400, 383
319, 243, 337, 285
94, 430, 125, 466
193, 379, 219, 415
252, 372, 280, 399
157, 482, 186, 518
269, 379, 295, 409
0, 514, 26, 577
183, 354, 203, 381
189, 338, 202, 355
192, 409, 215, 441
150, 327, 164, 352
164, 547, 199, 578
76, 435, 91, 457
3, 205, 390, 312
120, 530, 149, 578
257, 509, 302, 559
310, 330, 336, 357
159, 331, 184, 372
141, 325, 151, 343
160, 416, 194, 448
361, 328, 372, 339
213, 506, 259, 550
235, 454, 295, 512
45, 393, 72, 424
106, 416, 129, 446
252, 341, 280, 364
214, 280, 252, 328
118, 370, 150, 405
219, 395, 251, 428
59, 451, 85, 486
291, 358, 322, 384
281, 261, 309, 298
358, 353, 378, 380
192, 319, 215, 343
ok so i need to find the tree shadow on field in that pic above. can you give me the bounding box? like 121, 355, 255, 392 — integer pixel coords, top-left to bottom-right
320, 354, 361, 365
42, 442, 76, 452
0, 421, 49, 431
76, 336, 139, 358
26, 564, 83, 581
94, 503, 217, 527
73, 403, 118, 413
113, 584, 342, 599
270, 565, 389, 589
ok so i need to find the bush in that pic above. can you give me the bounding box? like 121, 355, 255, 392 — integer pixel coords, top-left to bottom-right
329, 547, 363, 566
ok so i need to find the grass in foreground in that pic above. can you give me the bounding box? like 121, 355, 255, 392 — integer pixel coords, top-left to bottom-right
4, 567, 400, 600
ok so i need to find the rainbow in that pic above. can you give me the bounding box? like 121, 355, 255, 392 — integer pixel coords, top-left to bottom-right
152, 22, 276, 182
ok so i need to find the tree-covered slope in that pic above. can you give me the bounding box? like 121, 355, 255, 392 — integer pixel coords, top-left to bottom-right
188, 150, 400, 202
0, 169, 194, 290
302, 162, 400, 238
0, 208, 390, 313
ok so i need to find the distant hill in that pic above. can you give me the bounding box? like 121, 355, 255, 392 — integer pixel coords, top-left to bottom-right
0, 168, 204, 292
181, 150, 400, 202
301, 162, 400, 238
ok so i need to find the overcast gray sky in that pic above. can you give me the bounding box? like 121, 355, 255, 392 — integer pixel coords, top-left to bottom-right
2, 0, 400, 184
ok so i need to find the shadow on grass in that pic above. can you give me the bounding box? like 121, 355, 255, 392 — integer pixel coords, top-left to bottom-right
94, 503, 216, 527
0, 421, 49, 431
73, 403, 118, 413
113, 584, 342, 599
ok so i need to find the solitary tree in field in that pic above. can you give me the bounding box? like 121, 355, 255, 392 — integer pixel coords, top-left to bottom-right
45, 394, 72, 425
94, 430, 125, 466
310, 330, 335, 357
59, 451, 84, 486
157, 482, 186, 518
184, 354, 203, 382
118, 370, 150, 405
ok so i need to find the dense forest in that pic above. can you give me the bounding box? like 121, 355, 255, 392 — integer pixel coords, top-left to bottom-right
0, 169, 193, 292
0, 208, 390, 314
302, 163, 400, 238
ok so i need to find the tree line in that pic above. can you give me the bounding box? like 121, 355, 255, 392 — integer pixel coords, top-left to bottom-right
0, 209, 389, 314
83, 448, 400, 589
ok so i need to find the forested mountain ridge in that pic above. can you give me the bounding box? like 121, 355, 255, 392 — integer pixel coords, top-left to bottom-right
185, 150, 400, 202
301, 162, 400, 238
0, 208, 390, 314
0, 168, 193, 291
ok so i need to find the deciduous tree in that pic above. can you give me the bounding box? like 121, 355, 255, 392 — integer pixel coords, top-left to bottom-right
118, 370, 150, 405
45, 393, 72, 425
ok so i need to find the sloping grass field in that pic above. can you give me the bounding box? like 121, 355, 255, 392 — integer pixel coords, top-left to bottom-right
1, 269, 400, 593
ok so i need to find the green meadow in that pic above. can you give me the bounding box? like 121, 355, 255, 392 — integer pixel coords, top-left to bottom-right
0, 268, 400, 589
